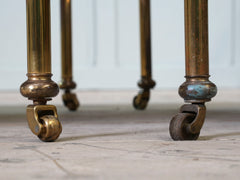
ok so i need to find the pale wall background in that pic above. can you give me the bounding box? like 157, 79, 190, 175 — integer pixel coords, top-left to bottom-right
0, 0, 239, 90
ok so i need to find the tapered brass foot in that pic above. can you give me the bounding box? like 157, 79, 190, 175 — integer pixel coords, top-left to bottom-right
27, 105, 62, 142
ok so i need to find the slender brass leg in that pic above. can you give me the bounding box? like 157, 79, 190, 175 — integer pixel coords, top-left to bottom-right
59, 0, 79, 111
20, 0, 62, 142
169, 0, 217, 141
133, 0, 156, 110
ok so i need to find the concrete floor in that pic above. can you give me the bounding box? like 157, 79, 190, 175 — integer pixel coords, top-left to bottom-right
0, 91, 240, 180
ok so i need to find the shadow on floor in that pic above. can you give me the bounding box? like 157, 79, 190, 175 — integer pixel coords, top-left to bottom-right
199, 132, 240, 140
59, 127, 167, 142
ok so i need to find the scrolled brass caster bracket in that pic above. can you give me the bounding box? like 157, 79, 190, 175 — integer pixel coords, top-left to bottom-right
133, 89, 150, 110
62, 91, 79, 111
26, 105, 62, 142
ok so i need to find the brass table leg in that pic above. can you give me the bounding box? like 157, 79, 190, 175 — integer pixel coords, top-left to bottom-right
20, 0, 62, 142
59, 0, 79, 111
169, 0, 217, 140
133, 0, 156, 110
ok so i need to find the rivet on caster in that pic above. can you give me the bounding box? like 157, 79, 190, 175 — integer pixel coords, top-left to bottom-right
62, 90, 79, 111
26, 105, 62, 142
169, 103, 206, 140
133, 89, 150, 110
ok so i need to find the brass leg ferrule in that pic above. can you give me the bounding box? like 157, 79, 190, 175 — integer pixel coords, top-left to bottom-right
20, 73, 59, 103
178, 76, 217, 103
59, 79, 76, 90
138, 77, 156, 90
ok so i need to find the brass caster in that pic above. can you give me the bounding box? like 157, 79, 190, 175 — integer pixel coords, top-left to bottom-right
169, 113, 200, 140
38, 115, 62, 142
27, 105, 62, 142
133, 89, 149, 110
169, 103, 206, 141
62, 91, 79, 111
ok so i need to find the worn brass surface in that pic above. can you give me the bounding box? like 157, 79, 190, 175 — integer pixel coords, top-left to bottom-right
27, 105, 62, 142
170, 0, 217, 141
179, 0, 217, 103
185, 0, 209, 76
179, 76, 217, 103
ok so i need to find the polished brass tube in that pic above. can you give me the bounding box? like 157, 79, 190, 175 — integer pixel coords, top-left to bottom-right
139, 0, 152, 78
26, 0, 51, 74
60, 0, 73, 84
185, 0, 209, 77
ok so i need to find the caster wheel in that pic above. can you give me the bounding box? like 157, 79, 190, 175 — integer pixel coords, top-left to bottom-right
169, 113, 200, 140
133, 95, 148, 110
38, 115, 62, 142
62, 93, 79, 111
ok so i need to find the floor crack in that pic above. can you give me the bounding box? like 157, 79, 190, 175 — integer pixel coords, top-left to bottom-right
32, 149, 75, 176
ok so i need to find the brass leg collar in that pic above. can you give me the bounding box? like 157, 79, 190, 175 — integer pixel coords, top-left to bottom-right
20, 73, 59, 101
59, 79, 76, 90
138, 77, 156, 89
178, 76, 217, 103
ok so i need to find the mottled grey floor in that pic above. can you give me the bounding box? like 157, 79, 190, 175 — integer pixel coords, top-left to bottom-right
0, 101, 240, 180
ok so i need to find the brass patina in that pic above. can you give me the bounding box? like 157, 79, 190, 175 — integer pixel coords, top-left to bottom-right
169, 0, 217, 141
19, 0, 218, 142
